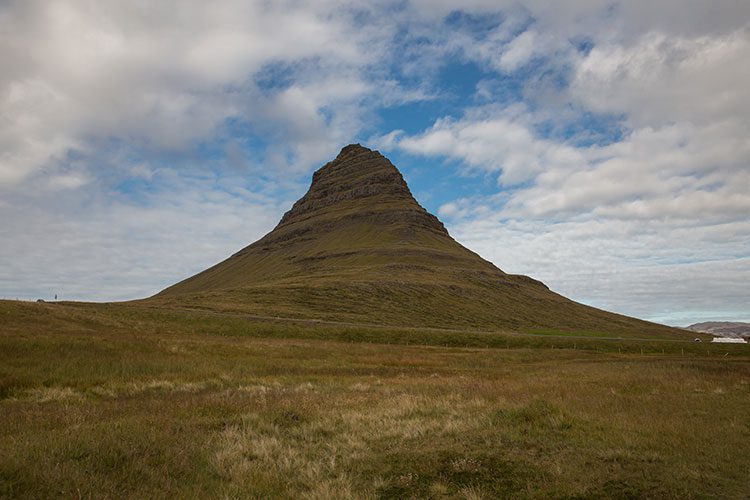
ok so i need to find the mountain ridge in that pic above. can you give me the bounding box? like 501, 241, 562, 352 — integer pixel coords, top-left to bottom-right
686, 321, 750, 338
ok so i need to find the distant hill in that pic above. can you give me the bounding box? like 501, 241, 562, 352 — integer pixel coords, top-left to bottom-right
149, 144, 684, 337
686, 322, 750, 338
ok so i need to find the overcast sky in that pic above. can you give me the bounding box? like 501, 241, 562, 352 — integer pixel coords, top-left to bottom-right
1, 0, 748, 326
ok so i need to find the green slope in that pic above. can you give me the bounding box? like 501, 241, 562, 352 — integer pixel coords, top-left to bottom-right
149, 144, 682, 337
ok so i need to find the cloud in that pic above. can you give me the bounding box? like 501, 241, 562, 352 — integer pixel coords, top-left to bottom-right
498, 30, 542, 71
503, 121, 750, 221
571, 29, 750, 128
392, 109, 750, 324
396, 106, 585, 185
384, 2, 750, 324
0, 0, 403, 189
439, 206, 750, 324
0, 170, 289, 301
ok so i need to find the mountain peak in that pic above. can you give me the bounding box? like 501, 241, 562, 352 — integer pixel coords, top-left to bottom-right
310, 143, 397, 187
336, 143, 372, 158
154, 144, 681, 337
277, 144, 446, 235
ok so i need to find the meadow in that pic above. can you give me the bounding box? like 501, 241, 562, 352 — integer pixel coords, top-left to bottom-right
1, 300, 748, 498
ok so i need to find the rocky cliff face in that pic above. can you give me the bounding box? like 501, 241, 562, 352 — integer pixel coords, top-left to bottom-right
277, 144, 446, 234
230, 144, 455, 258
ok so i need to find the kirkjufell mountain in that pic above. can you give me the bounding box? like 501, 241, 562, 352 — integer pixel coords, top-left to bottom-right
151, 144, 679, 336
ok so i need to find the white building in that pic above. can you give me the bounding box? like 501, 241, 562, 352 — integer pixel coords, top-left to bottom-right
711, 337, 747, 344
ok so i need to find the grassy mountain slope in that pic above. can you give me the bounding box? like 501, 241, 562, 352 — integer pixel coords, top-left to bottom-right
150, 144, 682, 337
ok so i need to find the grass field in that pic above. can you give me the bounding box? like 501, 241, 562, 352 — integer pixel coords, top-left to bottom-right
1, 300, 748, 498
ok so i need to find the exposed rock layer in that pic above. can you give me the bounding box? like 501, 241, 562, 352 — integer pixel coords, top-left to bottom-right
271, 144, 447, 242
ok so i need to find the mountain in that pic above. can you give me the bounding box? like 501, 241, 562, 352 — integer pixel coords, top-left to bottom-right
150, 144, 682, 337
686, 322, 750, 338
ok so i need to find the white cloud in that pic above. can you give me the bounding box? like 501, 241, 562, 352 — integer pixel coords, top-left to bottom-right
571, 30, 750, 128
396, 107, 585, 185
0, 173, 289, 301
0, 0, 400, 189
503, 122, 750, 221
390, 105, 750, 322
443, 212, 750, 325
498, 30, 540, 71
384, 2, 750, 324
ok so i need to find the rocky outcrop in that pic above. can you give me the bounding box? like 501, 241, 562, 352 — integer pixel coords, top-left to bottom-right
276, 144, 447, 236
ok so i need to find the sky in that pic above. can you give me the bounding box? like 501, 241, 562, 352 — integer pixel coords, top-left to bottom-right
1, 0, 749, 326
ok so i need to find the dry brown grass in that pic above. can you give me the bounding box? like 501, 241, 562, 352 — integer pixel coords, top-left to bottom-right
1, 300, 748, 498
